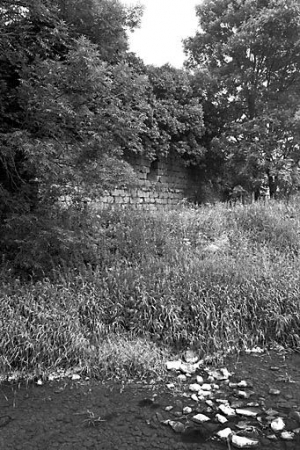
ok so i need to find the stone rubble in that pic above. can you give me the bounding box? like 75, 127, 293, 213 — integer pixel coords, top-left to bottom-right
162, 348, 300, 447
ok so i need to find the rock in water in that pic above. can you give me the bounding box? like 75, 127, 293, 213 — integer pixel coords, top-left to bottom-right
271, 417, 285, 432
236, 407, 260, 418
219, 404, 236, 417
183, 407, 192, 414
217, 427, 232, 440
168, 421, 185, 433
192, 413, 210, 423
216, 414, 228, 424
281, 431, 294, 440
231, 435, 259, 448
269, 388, 280, 395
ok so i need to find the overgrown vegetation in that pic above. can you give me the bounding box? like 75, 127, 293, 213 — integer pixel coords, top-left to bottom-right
1, 201, 300, 379
1, 0, 300, 381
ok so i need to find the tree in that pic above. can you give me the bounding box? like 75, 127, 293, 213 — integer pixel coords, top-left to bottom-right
141, 65, 206, 165
0, 0, 147, 275
184, 0, 300, 197
55, 0, 144, 62
0, 0, 146, 215
0, 0, 209, 277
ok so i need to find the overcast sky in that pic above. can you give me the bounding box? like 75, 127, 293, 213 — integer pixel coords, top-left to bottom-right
121, 0, 201, 68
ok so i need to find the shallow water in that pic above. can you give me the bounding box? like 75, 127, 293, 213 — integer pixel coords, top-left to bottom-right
0, 350, 299, 450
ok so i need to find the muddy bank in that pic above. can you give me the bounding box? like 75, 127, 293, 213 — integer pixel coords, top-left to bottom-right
0, 350, 300, 449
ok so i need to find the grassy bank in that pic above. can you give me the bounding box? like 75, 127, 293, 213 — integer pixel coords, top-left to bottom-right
1, 199, 300, 380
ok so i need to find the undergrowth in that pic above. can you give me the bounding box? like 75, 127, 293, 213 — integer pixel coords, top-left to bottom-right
1, 199, 300, 379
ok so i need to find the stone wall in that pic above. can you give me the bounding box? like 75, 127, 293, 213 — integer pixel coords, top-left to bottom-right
95, 153, 202, 209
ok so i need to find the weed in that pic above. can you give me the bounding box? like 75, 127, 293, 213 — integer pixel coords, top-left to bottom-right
1, 199, 300, 380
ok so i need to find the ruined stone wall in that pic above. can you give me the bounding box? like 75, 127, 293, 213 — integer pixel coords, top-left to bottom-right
96, 153, 201, 209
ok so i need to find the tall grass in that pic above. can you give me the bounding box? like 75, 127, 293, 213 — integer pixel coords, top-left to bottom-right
1, 199, 300, 379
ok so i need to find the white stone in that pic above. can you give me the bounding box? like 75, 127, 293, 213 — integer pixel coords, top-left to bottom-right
165, 406, 173, 411
36, 379, 43, 386
180, 362, 198, 374
231, 435, 259, 448
198, 390, 212, 397
189, 383, 202, 392
192, 413, 210, 423
183, 406, 192, 414
161, 419, 170, 426
247, 401, 258, 407
269, 388, 280, 395
220, 368, 231, 379
196, 375, 204, 384
271, 417, 285, 432
206, 400, 214, 407
237, 391, 250, 399
168, 420, 185, 433
166, 360, 182, 371
281, 431, 294, 440
216, 414, 228, 424
166, 383, 175, 389
209, 368, 230, 381
177, 374, 187, 382
249, 346, 264, 354
217, 427, 232, 440
236, 408, 259, 418
184, 350, 199, 364
71, 374, 81, 380
191, 394, 198, 402
219, 404, 236, 417
201, 383, 212, 391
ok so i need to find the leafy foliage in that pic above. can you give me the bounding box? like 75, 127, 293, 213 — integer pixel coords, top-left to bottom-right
0, 0, 211, 276
184, 0, 300, 196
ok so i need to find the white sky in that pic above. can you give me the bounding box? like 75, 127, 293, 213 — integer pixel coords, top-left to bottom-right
121, 0, 201, 68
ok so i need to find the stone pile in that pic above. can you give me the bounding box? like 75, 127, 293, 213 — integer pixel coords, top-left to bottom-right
159, 350, 300, 448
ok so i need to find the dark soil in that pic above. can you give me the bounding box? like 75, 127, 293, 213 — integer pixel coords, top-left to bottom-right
0, 350, 299, 450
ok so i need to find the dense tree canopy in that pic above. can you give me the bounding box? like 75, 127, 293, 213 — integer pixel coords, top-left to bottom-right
0, 0, 207, 213
185, 0, 300, 197
0, 0, 209, 275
